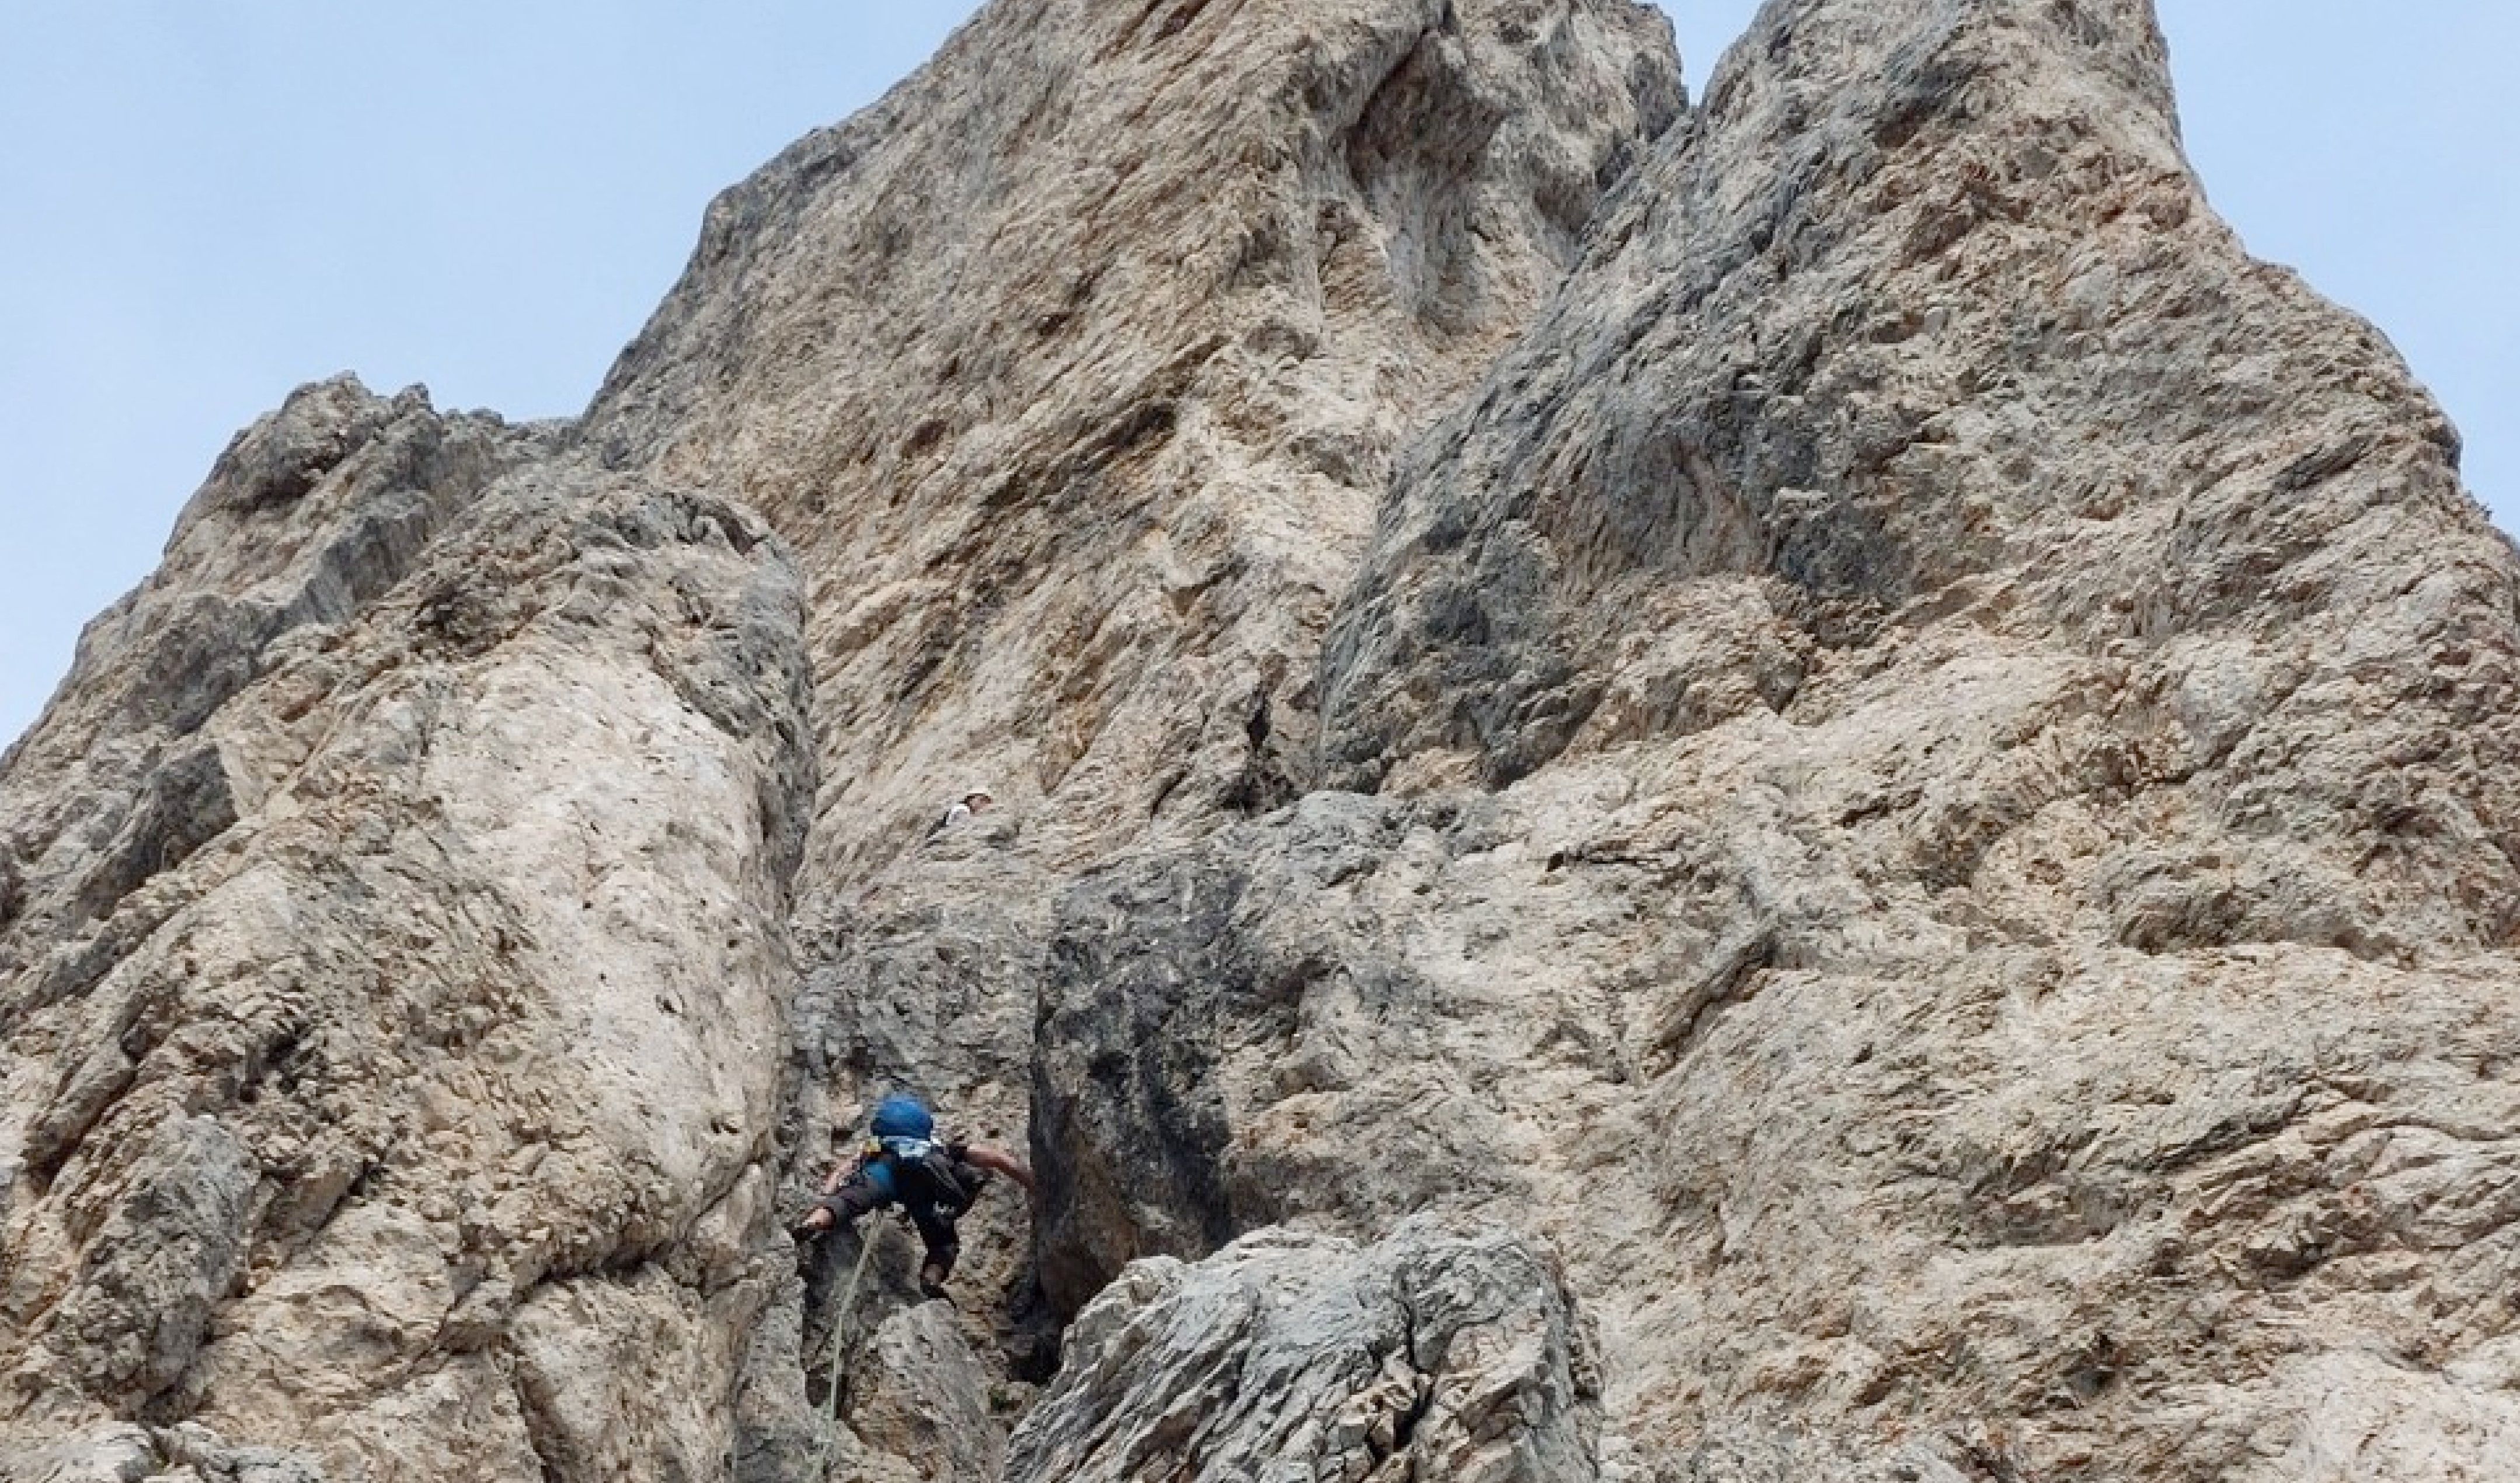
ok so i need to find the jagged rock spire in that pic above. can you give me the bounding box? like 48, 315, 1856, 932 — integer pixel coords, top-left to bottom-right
12, 0, 2520, 1479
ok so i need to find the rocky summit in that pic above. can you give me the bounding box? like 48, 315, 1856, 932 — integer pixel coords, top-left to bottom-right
5, 0, 2516, 1479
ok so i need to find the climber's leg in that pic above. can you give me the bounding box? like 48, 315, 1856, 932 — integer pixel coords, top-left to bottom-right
907, 1203, 960, 1297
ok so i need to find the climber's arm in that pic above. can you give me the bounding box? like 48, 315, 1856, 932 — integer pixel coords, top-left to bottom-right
959, 1141, 1036, 1193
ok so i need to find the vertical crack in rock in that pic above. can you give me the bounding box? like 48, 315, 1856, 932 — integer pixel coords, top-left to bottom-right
576, 0, 1681, 1472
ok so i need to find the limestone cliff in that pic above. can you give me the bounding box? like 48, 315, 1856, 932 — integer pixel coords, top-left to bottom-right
8, 0, 2519, 1479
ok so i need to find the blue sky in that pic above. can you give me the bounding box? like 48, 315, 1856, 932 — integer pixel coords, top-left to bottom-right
2, 3, 2511, 750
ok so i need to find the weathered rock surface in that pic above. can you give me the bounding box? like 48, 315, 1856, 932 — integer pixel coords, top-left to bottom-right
842, 1301, 1007, 1483
585, 0, 1681, 885
10, 0, 2520, 1478
2, 382, 817, 1477
1006, 1223, 1601, 1483
2, 1419, 325, 1483
0, 377, 547, 1000
7, 1, 1684, 1477
579, 1, 1681, 1470
1038, 1, 2520, 1479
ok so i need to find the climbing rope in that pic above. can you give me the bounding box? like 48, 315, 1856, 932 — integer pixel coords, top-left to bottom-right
815, 1226, 880, 1479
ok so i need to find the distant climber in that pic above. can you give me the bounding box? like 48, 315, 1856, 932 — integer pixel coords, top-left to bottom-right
929, 789, 996, 836
795, 1094, 1034, 1297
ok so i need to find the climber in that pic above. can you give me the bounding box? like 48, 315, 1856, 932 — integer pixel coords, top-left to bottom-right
930, 788, 996, 836
795, 1094, 1034, 1298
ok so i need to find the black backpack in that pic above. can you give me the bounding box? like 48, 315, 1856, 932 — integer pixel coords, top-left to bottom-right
876, 1137, 974, 1214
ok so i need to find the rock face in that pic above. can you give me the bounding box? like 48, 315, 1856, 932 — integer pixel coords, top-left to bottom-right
2, 382, 816, 1478
583, 1, 1682, 1471
1039, 1, 2520, 1478
1005, 1223, 1601, 1483
583, 0, 1682, 885
8, 0, 2520, 1480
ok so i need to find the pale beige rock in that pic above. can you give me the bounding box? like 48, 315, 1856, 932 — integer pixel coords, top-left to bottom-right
11, 0, 2520, 1477
842, 1302, 1004, 1482
4, 1, 1682, 1475
1049, 0, 2520, 1478
581, 1, 1680, 1471
585, 0, 1683, 883
2, 438, 816, 1477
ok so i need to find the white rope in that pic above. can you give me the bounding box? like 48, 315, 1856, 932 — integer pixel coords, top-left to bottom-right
814, 1224, 880, 1479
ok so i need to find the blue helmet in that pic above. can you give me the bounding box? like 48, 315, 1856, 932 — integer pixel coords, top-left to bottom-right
869, 1094, 935, 1140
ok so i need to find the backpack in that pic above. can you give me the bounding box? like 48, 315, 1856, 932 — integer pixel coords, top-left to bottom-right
873, 1136, 972, 1214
